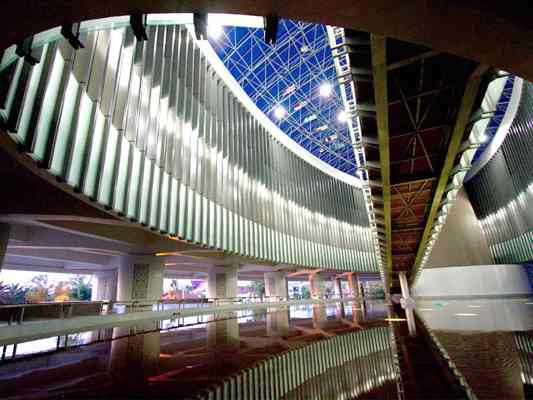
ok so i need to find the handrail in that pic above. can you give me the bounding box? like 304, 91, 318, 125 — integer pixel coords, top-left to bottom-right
0, 296, 293, 325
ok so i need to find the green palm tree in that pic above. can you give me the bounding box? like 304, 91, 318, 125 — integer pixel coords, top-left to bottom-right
0, 282, 29, 305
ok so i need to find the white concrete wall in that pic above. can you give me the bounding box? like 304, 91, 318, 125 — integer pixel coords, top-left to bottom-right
426, 188, 493, 267
412, 264, 531, 298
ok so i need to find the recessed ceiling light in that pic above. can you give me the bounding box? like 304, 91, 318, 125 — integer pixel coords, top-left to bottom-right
274, 105, 286, 119
208, 24, 223, 39
319, 82, 332, 97
454, 313, 478, 317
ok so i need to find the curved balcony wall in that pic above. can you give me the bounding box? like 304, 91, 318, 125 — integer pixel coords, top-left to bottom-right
465, 81, 533, 264
0, 21, 378, 272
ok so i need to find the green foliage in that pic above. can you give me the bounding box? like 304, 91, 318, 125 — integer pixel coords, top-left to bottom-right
69, 276, 92, 301
0, 282, 29, 305
301, 285, 311, 299
25, 275, 52, 303
248, 280, 265, 297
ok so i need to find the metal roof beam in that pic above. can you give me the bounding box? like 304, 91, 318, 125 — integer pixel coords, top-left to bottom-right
370, 34, 392, 288
410, 64, 489, 284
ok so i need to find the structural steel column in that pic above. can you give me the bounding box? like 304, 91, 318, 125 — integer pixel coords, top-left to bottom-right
0, 223, 10, 273
207, 265, 239, 299
264, 271, 288, 300
116, 256, 164, 302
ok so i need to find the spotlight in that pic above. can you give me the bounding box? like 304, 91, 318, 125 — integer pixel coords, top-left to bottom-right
208, 24, 223, 39
319, 82, 332, 97
274, 106, 286, 119
337, 110, 348, 122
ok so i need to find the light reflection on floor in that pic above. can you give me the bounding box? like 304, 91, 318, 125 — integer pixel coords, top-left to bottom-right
1, 298, 532, 399
0, 301, 394, 399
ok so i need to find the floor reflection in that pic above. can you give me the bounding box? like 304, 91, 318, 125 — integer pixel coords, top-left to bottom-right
0, 301, 395, 399
2, 298, 531, 399
412, 296, 533, 400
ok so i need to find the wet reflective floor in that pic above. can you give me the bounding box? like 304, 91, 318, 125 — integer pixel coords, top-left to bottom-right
0, 298, 532, 399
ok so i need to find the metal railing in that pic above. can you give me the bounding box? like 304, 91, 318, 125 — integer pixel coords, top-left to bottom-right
0, 296, 291, 326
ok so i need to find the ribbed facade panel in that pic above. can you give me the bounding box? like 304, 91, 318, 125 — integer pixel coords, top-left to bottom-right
0, 24, 378, 271
465, 82, 533, 264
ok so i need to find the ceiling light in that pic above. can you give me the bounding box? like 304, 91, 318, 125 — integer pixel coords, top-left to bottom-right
319, 82, 332, 97
337, 110, 348, 123
207, 24, 223, 39
274, 106, 286, 119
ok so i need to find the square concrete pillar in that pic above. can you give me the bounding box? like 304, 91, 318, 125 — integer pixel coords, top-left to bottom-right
309, 272, 325, 299
264, 271, 288, 300
117, 256, 164, 302
348, 273, 364, 299
91, 270, 118, 301
207, 265, 239, 299
334, 277, 343, 298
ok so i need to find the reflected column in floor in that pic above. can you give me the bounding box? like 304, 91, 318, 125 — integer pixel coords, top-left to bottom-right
267, 310, 290, 337
109, 325, 161, 384
312, 304, 327, 329
207, 315, 240, 351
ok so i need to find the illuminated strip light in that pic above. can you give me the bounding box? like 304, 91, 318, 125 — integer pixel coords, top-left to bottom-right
325, 26, 385, 280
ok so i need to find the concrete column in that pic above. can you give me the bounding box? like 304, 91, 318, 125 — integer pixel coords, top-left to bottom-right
309, 272, 325, 299
116, 256, 164, 302
264, 271, 288, 300
399, 271, 411, 299
0, 223, 10, 273
91, 270, 117, 301
207, 264, 239, 299
347, 273, 363, 299
334, 278, 343, 298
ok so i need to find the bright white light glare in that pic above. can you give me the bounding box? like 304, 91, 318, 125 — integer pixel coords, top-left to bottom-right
319, 82, 332, 97
454, 313, 478, 317
208, 24, 223, 39
274, 106, 286, 119
337, 110, 348, 123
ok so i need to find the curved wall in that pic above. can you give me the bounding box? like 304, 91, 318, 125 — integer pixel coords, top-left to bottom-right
0, 23, 378, 272
465, 81, 533, 264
